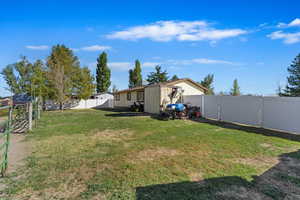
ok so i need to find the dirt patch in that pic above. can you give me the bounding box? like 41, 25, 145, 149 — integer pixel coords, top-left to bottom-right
134, 148, 181, 162
260, 143, 273, 148
189, 172, 203, 182
230, 156, 279, 167
214, 128, 224, 132
7, 134, 30, 174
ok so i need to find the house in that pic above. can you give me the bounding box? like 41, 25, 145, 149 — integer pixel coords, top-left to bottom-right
114, 78, 207, 113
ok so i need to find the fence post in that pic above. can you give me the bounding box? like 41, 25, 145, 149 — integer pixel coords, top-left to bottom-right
8, 107, 13, 129
201, 95, 205, 118
37, 102, 41, 120
260, 96, 264, 128
217, 96, 222, 121
28, 102, 33, 131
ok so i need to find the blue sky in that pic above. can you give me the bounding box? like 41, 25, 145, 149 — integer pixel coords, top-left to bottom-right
1, 0, 300, 96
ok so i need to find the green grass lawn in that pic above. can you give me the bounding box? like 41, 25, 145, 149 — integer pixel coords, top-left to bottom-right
2, 109, 300, 199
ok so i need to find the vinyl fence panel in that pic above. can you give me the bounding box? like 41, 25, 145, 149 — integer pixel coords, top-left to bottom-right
219, 96, 263, 126
203, 95, 220, 120
187, 95, 300, 134
263, 97, 300, 134
183, 95, 203, 107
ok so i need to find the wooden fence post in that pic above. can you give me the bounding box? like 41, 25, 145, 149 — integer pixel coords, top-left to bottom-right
37, 103, 41, 119
28, 102, 32, 131
8, 107, 13, 129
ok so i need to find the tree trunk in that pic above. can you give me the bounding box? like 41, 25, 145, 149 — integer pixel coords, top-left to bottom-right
59, 102, 63, 111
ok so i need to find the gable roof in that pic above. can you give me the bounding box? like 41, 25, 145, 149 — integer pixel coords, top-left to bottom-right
147, 78, 208, 92
114, 86, 145, 94
114, 78, 207, 94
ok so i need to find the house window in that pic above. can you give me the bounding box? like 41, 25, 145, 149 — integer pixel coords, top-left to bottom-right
115, 94, 120, 101
127, 92, 131, 101
137, 91, 144, 101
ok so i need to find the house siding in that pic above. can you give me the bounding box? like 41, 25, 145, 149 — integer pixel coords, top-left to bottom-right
160, 81, 205, 107
114, 91, 138, 107
173, 81, 204, 96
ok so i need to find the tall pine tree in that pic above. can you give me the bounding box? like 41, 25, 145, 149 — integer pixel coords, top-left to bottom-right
284, 54, 300, 96
230, 79, 241, 96
200, 74, 214, 95
128, 69, 134, 88
96, 52, 111, 93
128, 60, 142, 88
146, 65, 168, 85
133, 60, 142, 86
171, 75, 179, 81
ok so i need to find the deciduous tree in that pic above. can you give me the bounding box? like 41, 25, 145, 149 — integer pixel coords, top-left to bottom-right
47, 45, 80, 109
74, 67, 95, 100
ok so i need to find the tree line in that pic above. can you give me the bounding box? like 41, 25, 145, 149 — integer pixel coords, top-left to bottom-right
0, 44, 242, 108
2, 44, 298, 107
1, 45, 95, 109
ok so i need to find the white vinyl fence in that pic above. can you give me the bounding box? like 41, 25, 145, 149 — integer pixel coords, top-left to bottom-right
71, 98, 114, 109
183, 95, 300, 134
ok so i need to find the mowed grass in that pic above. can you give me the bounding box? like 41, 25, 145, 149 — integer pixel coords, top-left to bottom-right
2, 109, 300, 199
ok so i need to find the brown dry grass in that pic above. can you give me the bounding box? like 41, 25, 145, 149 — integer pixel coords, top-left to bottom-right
133, 147, 182, 162
230, 156, 279, 167
91, 129, 133, 141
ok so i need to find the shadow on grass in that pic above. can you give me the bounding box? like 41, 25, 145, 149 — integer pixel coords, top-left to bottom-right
136, 150, 300, 200
95, 108, 153, 117
194, 118, 300, 143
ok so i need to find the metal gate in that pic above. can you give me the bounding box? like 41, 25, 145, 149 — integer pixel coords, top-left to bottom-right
0, 100, 41, 176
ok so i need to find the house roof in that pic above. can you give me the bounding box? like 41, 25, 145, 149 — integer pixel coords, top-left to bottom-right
149, 78, 208, 92
114, 78, 208, 94
114, 86, 145, 94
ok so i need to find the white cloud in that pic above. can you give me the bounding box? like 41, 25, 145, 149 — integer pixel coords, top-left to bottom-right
277, 18, 300, 28
289, 18, 300, 27
108, 62, 159, 71
152, 56, 161, 60
107, 20, 247, 42
86, 27, 94, 32
109, 62, 131, 70
267, 31, 300, 44
81, 45, 111, 51
143, 62, 160, 67
166, 58, 241, 66
71, 48, 80, 52
88, 58, 241, 72
191, 58, 235, 65
25, 45, 49, 50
